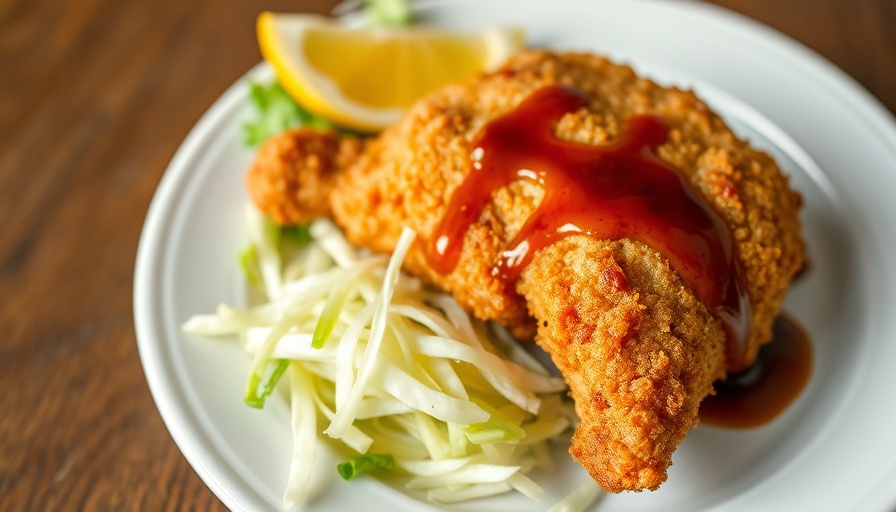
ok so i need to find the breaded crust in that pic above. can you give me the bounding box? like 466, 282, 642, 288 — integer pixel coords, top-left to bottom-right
246, 128, 363, 225
521, 239, 726, 491
246, 50, 804, 492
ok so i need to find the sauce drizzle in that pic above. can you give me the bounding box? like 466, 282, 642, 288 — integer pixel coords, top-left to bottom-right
700, 314, 812, 428
426, 85, 752, 369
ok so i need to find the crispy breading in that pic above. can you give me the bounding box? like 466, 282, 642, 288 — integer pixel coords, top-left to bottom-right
246, 128, 363, 225
245, 50, 804, 492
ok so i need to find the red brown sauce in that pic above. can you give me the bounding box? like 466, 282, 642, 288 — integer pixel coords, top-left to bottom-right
426, 85, 752, 368
700, 314, 812, 428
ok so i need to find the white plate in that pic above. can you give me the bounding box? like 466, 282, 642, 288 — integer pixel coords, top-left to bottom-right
134, 0, 896, 510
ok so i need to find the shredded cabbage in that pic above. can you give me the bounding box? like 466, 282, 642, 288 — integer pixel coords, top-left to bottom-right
183, 209, 603, 510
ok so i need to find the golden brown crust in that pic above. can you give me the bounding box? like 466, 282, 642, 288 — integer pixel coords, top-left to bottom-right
246, 50, 804, 492
520, 239, 725, 491
246, 128, 363, 225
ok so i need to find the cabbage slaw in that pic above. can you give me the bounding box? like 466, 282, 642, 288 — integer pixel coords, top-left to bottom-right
183, 206, 602, 510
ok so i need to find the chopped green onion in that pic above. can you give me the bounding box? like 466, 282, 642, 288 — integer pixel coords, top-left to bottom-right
464, 399, 526, 445
244, 358, 289, 408
337, 453, 395, 480
238, 244, 263, 290
311, 273, 355, 349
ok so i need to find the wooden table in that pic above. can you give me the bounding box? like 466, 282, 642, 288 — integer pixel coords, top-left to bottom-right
1, 0, 893, 509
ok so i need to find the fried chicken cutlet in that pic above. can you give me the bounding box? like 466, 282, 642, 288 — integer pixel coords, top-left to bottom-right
246, 51, 804, 492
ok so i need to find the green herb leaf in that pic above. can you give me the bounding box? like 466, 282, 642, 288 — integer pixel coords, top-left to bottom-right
242, 81, 333, 147
337, 453, 395, 480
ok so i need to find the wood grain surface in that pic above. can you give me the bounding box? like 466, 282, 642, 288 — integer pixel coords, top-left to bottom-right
1, 0, 893, 510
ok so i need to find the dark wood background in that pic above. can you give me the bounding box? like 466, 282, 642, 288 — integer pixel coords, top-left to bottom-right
1, 0, 893, 509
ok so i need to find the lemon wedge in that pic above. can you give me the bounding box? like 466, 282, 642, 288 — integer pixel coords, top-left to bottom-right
256, 12, 525, 132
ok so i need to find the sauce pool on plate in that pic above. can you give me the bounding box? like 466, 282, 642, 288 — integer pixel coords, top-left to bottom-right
700, 314, 813, 428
